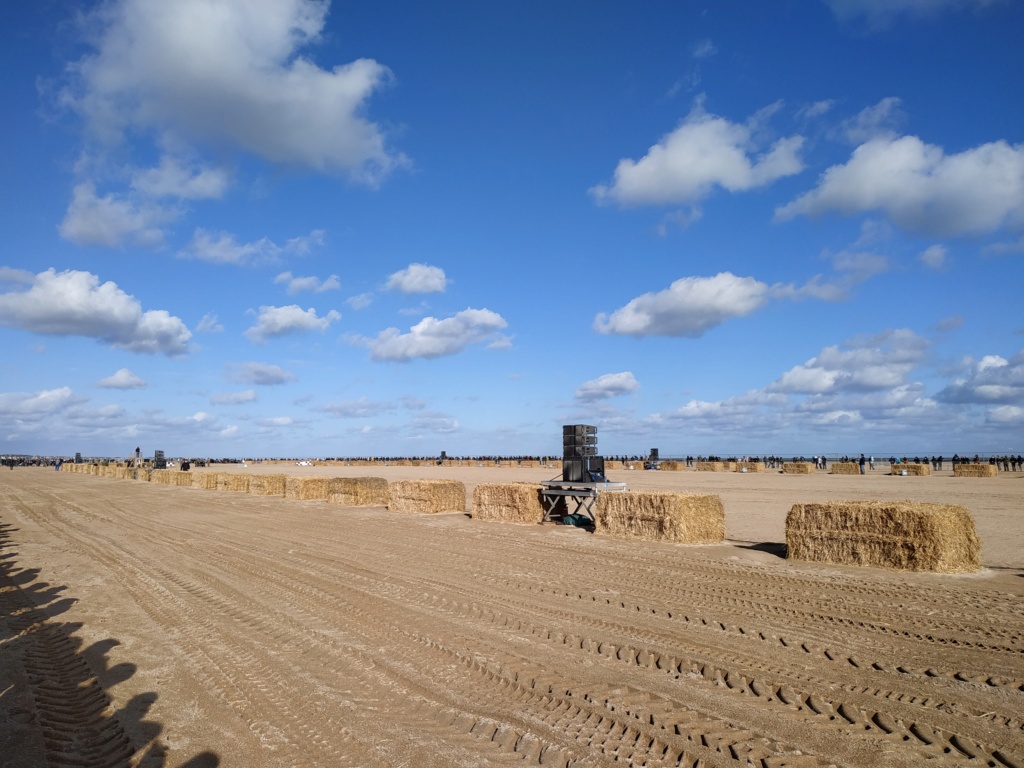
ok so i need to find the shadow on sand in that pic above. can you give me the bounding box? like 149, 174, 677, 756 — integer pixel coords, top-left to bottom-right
734, 541, 788, 559
0, 519, 219, 768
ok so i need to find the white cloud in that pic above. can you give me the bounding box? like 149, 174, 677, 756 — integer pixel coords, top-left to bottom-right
575, 372, 640, 402
62, 0, 407, 183
0, 387, 78, 416
197, 313, 224, 333
244, 305, 341, 343
320, 397, 395, 418
210, 389, 257, 405
346, 293, 374, 310
274, 271, 341, 294
97, 368, 146, 389
594, 272, 773, 337
590, 99, 805, 207
776, 135, 1024, 237
386, 263, 448, 294
0, 268, 191, 355
691, 39, 717, 59
919, 244, 949, 269
59, 182, 174, 247
130, 155, 229, 199
839, 97, 905, 144
225, 362, 297, 385
768, 329, 929, 394
180, 228, 324, 265
987, 405, 1024, 424
935, 351, 1024, 405
825, 0, 996, 27
358, 308, 508, 361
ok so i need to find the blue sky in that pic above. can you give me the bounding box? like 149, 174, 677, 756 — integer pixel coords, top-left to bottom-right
2, 0, 1023, 459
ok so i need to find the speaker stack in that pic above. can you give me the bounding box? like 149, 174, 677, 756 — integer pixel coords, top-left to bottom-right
562, 425, 604, 482
153, 449, 167, 470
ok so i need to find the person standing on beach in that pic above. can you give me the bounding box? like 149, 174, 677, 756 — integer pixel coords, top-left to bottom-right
859, 454, 866, 474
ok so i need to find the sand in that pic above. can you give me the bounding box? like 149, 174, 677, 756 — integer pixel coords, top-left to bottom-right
1, 463, 1022, 767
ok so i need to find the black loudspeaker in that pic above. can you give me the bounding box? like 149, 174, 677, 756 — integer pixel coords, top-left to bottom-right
650, 448, 659, 460
562, 458, 585, 482
440, 451, 447, 460
154, 449, 167, 470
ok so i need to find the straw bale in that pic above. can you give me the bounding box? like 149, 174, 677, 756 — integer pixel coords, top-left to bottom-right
695, 462, 727, 472
150, 469, 173, 485
248, 474, 287, 497
604, 460, 624, 470
891, 463, 930, 476
217, 473, 251, 493
954, 464, 997, 478
191, 472, 219, 490
389, 479, 467, 514
168, 471, 194, 487
659, 461, 686, 471
284, 476, 333, 500
830, 462, 861, 475
735, 461, 765, 473
786, 500, 980, 573
594, 491, 725, 544
471, 483, 545, 524
328, 477, 391, 507
782, 462, 815, 474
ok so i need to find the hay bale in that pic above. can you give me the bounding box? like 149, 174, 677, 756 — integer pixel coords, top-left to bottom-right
782, 462, 815, 474
389, 479, 467, 514
891, 463, 930, 476
594, 491, 725, 544
284, 476, 333, 500
249, 474, 287, 496
830, 462, 861, 475
150, 469, 173, 485
471, 483, 545, 524
328, 477, 391, 507
786, 500, 981, 573
954, 464, 998, 478
659, 461, 687, 471
735, 461, 765, 473
695, 461, 727, 472
191, 472, 219, 490
169, 471, 194, 487
217, 473, 251, 493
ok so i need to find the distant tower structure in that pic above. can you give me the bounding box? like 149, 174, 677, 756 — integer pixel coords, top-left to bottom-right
154, 449, 167, 470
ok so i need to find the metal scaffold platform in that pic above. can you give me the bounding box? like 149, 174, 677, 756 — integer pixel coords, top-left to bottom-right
539, 479, 627, 522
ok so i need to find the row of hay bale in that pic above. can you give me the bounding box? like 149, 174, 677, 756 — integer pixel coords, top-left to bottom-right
65, 466, 982, 573
472, 482, 981, 574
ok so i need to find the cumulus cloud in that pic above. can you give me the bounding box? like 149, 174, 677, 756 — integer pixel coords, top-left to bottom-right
590, 99, 804, 207
357, 308, 508, 361
244, 304, 341, 343
594, 272, 775, 337
0, 387, 78, 416
180, 228, 324, 265
935, 351, 1024, 405
225, 362, 297, 386
130, 155, 229, 199
767, 329, 929, 395
59, 182, 175, 247
346, 293, 374, 310
776, 135, 1024, 237
274, 271, 340, 294
97, 368, 146, 389
575, 372, 640, 402
839, 97, 905, 144
919, 244, 949, 269
61, 0, 406, 183
386, 263, 448, 294
0, 268, 191, 355
210, 389, 257, 405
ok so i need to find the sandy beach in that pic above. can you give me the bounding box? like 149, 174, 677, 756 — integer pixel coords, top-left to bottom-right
1, 463, 1022, 767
